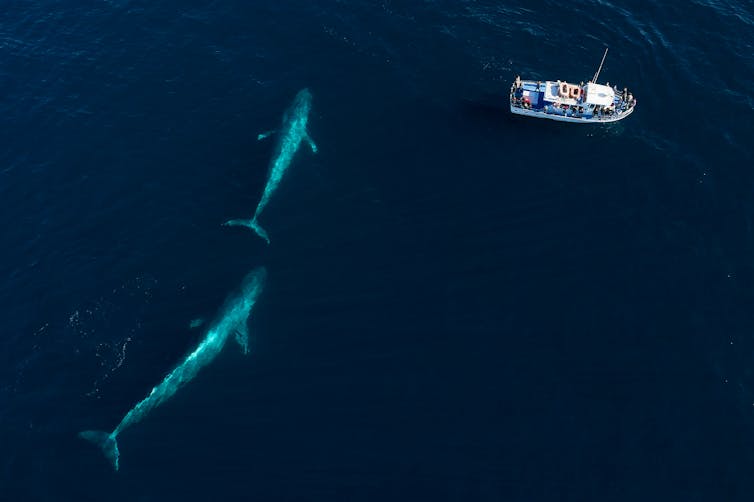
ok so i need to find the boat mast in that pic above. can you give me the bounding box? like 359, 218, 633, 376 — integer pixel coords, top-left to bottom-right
591, 47, 608, 83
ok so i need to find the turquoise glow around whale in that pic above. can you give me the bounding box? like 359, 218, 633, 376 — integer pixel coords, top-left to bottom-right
223, 88, 317, 243
79, 268, 266, 470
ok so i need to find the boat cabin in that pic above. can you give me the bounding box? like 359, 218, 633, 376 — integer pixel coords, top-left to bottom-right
508, 48, 636, 123
544, 80, 580, 106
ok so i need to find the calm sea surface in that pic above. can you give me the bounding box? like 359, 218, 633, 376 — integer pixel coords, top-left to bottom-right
2, 1, 754, 500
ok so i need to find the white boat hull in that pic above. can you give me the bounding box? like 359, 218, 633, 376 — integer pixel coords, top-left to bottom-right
510, 104, 634, 123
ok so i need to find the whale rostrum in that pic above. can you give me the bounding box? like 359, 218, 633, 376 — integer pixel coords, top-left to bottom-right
223, 88, 317, 243
79, 267, 267, 470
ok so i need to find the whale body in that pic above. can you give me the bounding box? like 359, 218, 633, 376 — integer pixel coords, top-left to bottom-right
224, 88, 317, 243
79, 267, 266, 470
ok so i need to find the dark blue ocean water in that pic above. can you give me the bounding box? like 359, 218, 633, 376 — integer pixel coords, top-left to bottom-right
2, 0, 754, 500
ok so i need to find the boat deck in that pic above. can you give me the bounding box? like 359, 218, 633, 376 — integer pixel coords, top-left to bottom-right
518, 82, 547, 109
510, 79, 635, 124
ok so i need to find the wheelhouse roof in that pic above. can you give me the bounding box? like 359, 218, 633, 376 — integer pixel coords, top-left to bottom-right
584, 83, 614, 106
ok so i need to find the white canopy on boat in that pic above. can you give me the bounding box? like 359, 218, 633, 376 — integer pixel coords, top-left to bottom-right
584, 83, 614, 106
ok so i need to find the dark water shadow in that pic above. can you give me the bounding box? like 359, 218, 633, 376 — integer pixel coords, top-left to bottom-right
456, 93, 584, 137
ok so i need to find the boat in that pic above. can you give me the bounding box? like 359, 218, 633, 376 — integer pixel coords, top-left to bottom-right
509, 48, 636, 123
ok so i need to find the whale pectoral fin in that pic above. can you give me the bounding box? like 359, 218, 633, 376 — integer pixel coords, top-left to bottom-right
257, 129, 277, 141
188, 318, 205, 329
305, 132, 317, 153
234, 323, 250, 355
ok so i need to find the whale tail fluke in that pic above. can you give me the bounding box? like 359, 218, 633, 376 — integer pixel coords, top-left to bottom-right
223, 218, 253, 229
79, 430, 120, 471
222, 218, 270, 244
249, 219, 270, 244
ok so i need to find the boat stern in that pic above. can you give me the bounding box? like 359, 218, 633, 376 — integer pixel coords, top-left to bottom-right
510, 78, 546, 111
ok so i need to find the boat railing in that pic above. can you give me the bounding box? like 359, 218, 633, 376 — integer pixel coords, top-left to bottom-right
511, 99, 635, 120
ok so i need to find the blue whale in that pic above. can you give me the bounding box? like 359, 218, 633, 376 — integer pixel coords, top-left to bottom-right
79, 268, 266, 470
224, 88, 317, 243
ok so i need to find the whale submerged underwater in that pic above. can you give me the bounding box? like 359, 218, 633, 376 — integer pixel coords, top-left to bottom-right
224, 88, 317, 243
79, 268, 267, 470
79, 89, 317, 471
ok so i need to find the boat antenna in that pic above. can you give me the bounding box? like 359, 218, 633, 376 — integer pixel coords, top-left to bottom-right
591, 47, 608, 83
